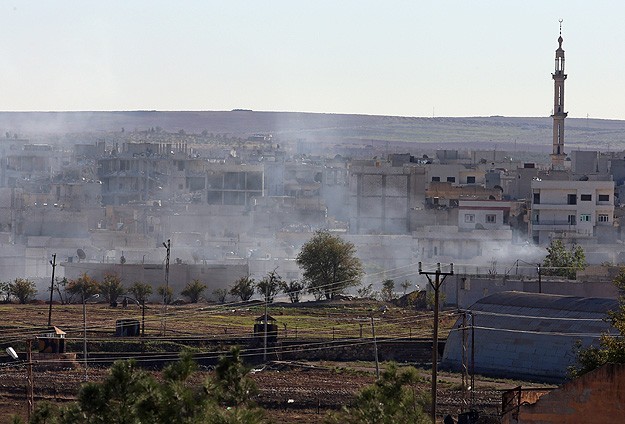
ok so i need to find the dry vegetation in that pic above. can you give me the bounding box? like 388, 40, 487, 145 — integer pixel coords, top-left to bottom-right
0, 300, 540, 423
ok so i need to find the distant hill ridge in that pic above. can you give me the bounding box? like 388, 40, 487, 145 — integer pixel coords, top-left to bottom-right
1, 111, 625, 152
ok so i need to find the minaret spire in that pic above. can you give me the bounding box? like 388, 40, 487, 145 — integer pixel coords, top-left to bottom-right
551, 19, 567, 170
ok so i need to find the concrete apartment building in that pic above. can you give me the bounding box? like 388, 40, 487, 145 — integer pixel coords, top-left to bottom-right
98, 142, 264, 207
529, 179, 615, 244
348, 158, 426, 235
0, 143, 66, 188
426, 163, 485, 186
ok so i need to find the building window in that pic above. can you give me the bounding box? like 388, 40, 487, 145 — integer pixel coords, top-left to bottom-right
431, 177, 440, 182
598, 194, 610, 202
486, 214, 496, 223
533, 193, 540, 204
580, 194, 592, 201
568, 214, 576, 225
467, 176, 476, 184
598, 214, 609, 222
580, 214, 591, 222
567, 194, 577, 205
447, 176, 456, 183
465, 214, 475, 223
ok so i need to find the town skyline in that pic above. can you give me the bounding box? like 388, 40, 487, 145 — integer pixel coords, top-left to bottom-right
2, 1, 625, 119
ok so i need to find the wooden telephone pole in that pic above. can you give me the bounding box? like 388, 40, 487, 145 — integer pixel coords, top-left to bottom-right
47, 254, 56, 327
419, 262, 453, 424
162, 239, 171, 335
26, 340, 34, 421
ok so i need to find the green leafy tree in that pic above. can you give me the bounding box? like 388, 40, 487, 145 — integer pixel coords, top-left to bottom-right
53, 277, 73, 304
29, 401, 61, 424
26, 348, 264, 423
129, 281, 153, 304
357, 283, 375, 299
400, 280, 412, 295
381, 279, 395, 302
425, 290, 446, 311
67, 273, 99, 302
181, 279, 207, 303
77, 354, 208, 423
570, 268, 625, 377
206, 346, 264, 423
99, 273, 126, 306
255, 270, 282, 303
229, 276, 255, 302
542, 239, 586, 279
279, 280, 305, 303
158, 285, 174, 305
0, 281, 11, 303
326, 363, 429, 424
213, 288, 228, 304
296, 230, 364, 300
9, 278, 37, 304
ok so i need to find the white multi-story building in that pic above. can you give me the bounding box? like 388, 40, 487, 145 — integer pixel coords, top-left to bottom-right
529, 179, 615, 245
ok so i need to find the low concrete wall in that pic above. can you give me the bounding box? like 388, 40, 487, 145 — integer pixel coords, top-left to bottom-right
77, 337, 444, 367
276, 338, 442, 363
444, 275, 619, 309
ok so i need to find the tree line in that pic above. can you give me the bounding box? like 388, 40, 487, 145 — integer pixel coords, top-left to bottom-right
19, 347, 430, 424
0, 230, 374, 306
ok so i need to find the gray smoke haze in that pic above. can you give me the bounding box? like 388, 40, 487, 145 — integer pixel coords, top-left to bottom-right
1, 111, 624, 300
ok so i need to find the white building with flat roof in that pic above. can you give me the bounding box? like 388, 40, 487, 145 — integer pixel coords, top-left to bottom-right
458, 200, 515, 231
530, 179, 615, 245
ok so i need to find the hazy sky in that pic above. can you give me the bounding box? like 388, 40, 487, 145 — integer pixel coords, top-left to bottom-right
1, 1, 624, 119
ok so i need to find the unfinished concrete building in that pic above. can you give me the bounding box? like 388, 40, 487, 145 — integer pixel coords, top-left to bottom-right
348, 159, 426, 234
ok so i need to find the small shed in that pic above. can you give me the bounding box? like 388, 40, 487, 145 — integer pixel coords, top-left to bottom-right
254, 315, 278, 343
115, 319, 141, 337
37, 326, 66, 354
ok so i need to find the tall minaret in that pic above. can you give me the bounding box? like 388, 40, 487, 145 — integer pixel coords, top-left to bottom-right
551, 20, 567, 170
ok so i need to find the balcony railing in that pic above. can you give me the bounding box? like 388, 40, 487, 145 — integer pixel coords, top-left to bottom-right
531, 220, 576, 226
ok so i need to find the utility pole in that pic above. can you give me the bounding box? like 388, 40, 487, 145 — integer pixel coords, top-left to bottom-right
162, 239, 170, 335
83, 290, 88, 381
537, 264, 542, 294
163, 239, 171, 297
470, 312, 476, 408
370, 315, 380, 380
141, 299, 146, 337
263, 285, 268, 362
419, 262, 454, 424
47, 254, 56, 327
26, 340, 34, 421
461, 311, 469, 409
